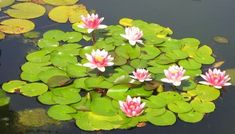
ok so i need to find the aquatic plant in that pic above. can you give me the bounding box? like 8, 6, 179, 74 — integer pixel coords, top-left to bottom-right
1, 13, 232, 131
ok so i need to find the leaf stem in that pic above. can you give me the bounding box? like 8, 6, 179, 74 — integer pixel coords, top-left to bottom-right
91, 31, 96, 44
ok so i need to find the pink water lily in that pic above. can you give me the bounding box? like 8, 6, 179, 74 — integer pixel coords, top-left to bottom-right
161, 65, 190, 86
83, 49, 114, 72
120, 27, 143, 45
77, 13, 107, 33
119, 95, 145, 117
130, 69, 152, 82
199, 68, 231, 89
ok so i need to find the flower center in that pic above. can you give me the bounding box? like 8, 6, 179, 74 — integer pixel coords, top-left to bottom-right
94, 56, 104, 62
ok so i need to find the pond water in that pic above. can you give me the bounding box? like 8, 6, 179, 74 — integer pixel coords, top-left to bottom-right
1, 0, 235, 134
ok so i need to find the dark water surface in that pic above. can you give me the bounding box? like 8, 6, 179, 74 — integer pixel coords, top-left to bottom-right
1, 0, 235, 134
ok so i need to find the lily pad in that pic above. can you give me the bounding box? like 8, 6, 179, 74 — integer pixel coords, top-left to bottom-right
44, 0, 79, 6
140, 45, 161, 60
84, 77, 113, 89
119, 18, 133, 27
48, 105, 76, 120
43, 29, 65, 42
178, 110, 204, 123
0, 90, 10, 106
178, 59, 201, 70
107, 84, 129, 100
191, 99, 215, 113
4, 2, 46, 19
187, 85, 220, 101
20, 83, 48, 97
168, 100, 192, 113
2, 80, 27, 93
66, 64, 87, 78
48, 4, 88, 23
0, 19, 35, 34
0, 32, 5, 40
0, 0, 14, 8
148, 110, 176, 126
23, 31, 40, 39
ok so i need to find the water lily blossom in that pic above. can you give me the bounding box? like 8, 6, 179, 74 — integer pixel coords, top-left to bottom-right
119, 95, 145, 117
199, 68, 231, 89
83, 49, 114, 72
121, 27, 143, 45
161, 65, 190, 86
77, 13, 107, 33
130, 69, 152, 82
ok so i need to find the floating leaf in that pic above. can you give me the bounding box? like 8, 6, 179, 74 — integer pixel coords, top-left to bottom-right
178, 59, 201, 70
48, 4, 88, 23
148, 110, 176, 126
66, 64, 87, 78
43, 29, 65, 41
115, 45, 141, 59
90, 97, 117, 116
191, 99, 215, 113
85, 77, 113, 89
178, 110, 204, 123
188, 85, 220, 101
20, 83, 48, 97
167, 100, 192, 113
0, 0, 14, 8
0, 90, 10, 106
4, 2, 46, 19
140, 45, 161, 60
107, 85, 129, 100
127, 87, 153, 97
37, 38, 59, 48
0, 19, 35, 34
2, 80, 27, 93
0, 32, 5, 40
119, 18, 133, 27
38, 92, 56, 105
44, 0, 79, 6
213, 35, 229, 44
48, 105, 76, 120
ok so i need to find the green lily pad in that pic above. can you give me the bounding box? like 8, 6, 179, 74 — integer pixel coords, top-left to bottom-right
4, 2, 46, 19
63, 32, 82, 43
38, 67, 70, 87
168, 100, 192, 113
148, 110, 176, 126
179, 80, 197, 91
43, 29, 65, 41
51, 87, 81, 105
146, 108, 166, 117
178, 110, 204, 123
2, 80, 27, 93
23, 31, 40, 39
191, 99, 215, 113
50, 52, 78, 69
178, 59, 201, 70
188, 85, 220, 101
107, 85, 129, 100
130, 59, 148, 68
66, 64, 87, 78
37, 38, 59, 48
74, 111, 124, 131
114, 55, 127, 65
0, 90, 10, 106
48, 105, 76, 121
26, 49, 52, 63
20, 83, 48, 97
140, 45, 161, 60
38, 92, 56, 105
157, 91, 183, 104
90, 97, 117, 116
166, 50, 188, 60
127, 87, 153, 97
151, 54, 176, 65
84, 77, 113, 89
115, 45, 141, 59
146, 95, 167, 108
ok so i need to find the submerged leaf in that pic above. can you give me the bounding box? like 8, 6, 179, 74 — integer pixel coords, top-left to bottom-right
213, 35, 229, 44
0, 19, 35, 34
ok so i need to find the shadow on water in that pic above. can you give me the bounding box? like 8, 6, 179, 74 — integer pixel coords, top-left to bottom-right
1, 0, 235, 134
